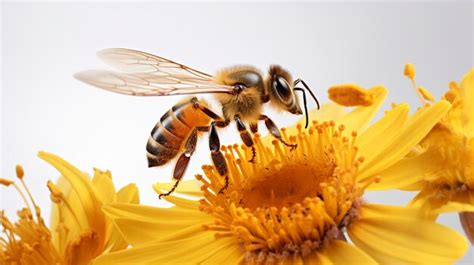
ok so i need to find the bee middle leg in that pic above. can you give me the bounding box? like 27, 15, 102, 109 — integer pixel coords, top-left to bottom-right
260, 114, 297, 150
209, 121, 231, 194
234, 115, 256, 163
159, 120, 229, 198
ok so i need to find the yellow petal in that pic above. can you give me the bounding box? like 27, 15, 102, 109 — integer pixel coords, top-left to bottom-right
50, 176, 87, 247
65, 230, 101, 265
307, 102, 346, 124
435, 200, 474, 214
153, 180, 203, 197
348, 204, 468, 264
102, 185, 139, 252
358, 100, 450, 178
412, 189, 474, 214
304, 251, 333, 265
91, 168, 115, 204
337, 85, 387, 133
281, 102, 346, 140
40, 151, 106, 247
93, 232, 243, 265
398, 179, 427, 191
162, 194, 201, 209
367, 148, 440, 190
113, 218, 206, 246
192, 237, 244, 265
460, 68, 474, 136
328, 84, 375, 107
319, 240, 377, 265
116, 183, 139, 204
281, 86, 385, 143
357, 103, 410, 179
102, 203, 212, 245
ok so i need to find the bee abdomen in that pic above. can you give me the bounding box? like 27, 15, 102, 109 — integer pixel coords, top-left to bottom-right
146, 98, 212, 168
146, 120, 184, 167
146, 137, 179, 167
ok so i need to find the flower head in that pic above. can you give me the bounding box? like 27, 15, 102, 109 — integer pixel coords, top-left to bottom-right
0, 152, 139, 264
378, 66, 474, 242
96, 83, 467, 264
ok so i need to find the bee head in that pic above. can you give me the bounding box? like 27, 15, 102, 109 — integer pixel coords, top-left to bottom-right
267, 65, 302, 115
267, 65, 320, 129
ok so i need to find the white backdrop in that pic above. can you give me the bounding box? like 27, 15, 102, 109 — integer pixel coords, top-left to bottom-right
1, 1, 473, 263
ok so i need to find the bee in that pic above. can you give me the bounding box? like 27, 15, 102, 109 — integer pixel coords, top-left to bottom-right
75, 48, 319, 198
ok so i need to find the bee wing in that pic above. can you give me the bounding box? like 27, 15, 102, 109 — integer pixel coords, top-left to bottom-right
97, 48, 213, 80
74, 70, 235, 96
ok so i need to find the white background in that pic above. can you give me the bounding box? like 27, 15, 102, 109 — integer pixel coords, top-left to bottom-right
1, 1, 473, 263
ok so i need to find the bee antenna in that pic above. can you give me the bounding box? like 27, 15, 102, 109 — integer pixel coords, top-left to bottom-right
294, 78, 320, 110
294, 87, 309, 129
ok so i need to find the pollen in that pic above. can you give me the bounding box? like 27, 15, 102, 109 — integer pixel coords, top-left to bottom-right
404, 63, 416, 80
417, 86, 435, 102
15, 165, 24, 179
404, 63, 427, 106
328, 84, 374, 106
0, 178, 14, 186
198, 121, 372, 262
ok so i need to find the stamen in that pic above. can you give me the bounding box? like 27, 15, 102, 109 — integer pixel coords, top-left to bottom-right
197, 119, 368, 261
12, 183, 34, 214
15, 165, 24, 179
47, 180, 83, 230
17, 167, 41, 221
417, 86, 435, 102
0, 178, 14, 186
404, 63, 426, 106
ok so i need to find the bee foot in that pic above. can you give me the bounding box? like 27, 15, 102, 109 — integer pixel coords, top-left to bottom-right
218, 175, 229, 194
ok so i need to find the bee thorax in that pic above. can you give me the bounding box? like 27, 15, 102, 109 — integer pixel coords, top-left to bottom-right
217, 91, 262, 122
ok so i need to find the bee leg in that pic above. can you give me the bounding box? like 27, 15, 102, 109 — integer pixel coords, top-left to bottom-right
159, 126, 205, 199
209, 121, 230, 194
260, 115, 297, 151
191, 97, 226, 121
250, 123, 258, 134
235, 115, 256, 163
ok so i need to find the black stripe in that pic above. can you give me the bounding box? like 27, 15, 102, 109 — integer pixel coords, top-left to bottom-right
150, 122, 182, 149
172, 102, 192, 127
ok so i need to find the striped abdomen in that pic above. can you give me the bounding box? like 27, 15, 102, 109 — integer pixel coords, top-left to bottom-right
146, 98, 212, 167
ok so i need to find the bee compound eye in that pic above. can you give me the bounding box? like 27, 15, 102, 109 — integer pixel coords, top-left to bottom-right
273, 76, 291, 102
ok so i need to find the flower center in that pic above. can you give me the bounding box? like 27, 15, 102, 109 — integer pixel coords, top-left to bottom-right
198, 121, 368, 261
239, 160, 336, 211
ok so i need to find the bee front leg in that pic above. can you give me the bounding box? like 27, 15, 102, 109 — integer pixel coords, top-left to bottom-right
260, 114, 297, 151
234, 115, 256, 163
209, 121, 230, 194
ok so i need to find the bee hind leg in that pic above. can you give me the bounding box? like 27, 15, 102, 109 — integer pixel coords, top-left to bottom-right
160, 120, 230, 197
260, 115, 297, 151
235, 115, 257, 163
159, 126, 202, 199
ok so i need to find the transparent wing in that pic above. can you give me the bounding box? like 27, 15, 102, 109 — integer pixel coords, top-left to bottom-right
74, 70, 234, 96
75, 48, 235, 96
97, 48, 213, 79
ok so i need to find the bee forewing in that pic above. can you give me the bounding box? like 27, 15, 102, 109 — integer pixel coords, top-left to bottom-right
97, 48, 212, 80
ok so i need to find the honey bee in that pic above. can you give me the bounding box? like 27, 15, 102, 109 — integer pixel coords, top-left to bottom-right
75, 48, 319, 198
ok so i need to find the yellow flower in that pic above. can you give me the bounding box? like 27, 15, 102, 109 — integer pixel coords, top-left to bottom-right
94, 85, 467, 264
0, 151, 139, 264
376, 66, 474, 242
